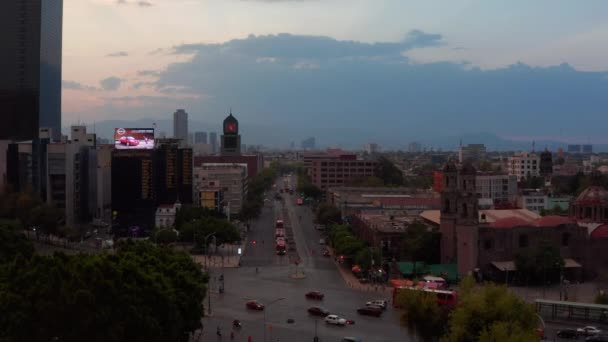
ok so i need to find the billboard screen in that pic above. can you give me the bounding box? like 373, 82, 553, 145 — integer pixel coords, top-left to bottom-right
114, 128, 155, 150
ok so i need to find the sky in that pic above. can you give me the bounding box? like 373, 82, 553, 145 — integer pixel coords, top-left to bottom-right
62, 0, 608, 146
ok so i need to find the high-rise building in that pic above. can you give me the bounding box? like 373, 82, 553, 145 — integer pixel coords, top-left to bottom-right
0, 1, 63, 141
194, 131, 208, 144
173, 109, 188, 144
508, 152, 540, 181
567, 145, 582, 153
540, 149, 553, 177
221, 111, 241, 156
364, 143, 379, 154
582, 145, 593, 154
209, 132, 218, 154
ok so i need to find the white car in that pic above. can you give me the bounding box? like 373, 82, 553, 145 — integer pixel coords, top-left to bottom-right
577, 326, 602, 336
325, 314, 347, 326
366, 300, 388, 310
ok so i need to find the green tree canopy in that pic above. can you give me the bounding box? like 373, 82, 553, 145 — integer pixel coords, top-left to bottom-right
396, 288, 447, 341
515, 240, 564, 284
375, 156, 404, 186
0, 241, 207, 342
442, 283, 540, 342
316, 204, 342, 226
0, 220, 33, 264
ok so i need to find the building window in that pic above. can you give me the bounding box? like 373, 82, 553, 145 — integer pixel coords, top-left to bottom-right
483, 239, 493, 250
518, 234, 529, 248
562, 232, 570, 247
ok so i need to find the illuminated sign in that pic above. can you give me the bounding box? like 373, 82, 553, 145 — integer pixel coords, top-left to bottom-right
114, 128, 155, 150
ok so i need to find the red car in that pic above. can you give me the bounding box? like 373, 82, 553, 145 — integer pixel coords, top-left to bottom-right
246, 300, 265, 311
119, 136, 139, 146
307, 307, 330, 317
357, 306, 382, 317
305, 291, 325, 300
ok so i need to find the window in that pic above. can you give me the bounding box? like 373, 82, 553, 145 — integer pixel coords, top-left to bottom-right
483, 239, 493, 250
518, 234, 529, 248
562, 232, 570, 247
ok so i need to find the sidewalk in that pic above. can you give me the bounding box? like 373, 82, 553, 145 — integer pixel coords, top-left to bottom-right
328, 247, 392, 298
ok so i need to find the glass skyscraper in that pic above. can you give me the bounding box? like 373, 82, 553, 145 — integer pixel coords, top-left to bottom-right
0, 1, 63, 141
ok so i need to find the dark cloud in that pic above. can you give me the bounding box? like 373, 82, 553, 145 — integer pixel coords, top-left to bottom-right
107, 51, 129, 57
62, 80, 98, 91
99, 77, 122, 91
123, 32, 608, 145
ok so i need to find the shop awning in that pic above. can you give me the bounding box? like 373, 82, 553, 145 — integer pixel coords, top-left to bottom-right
491, 261, 517, 272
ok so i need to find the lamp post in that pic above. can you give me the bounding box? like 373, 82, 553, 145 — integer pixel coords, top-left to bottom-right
204, 233, 216, 315
264, 297, 286, 342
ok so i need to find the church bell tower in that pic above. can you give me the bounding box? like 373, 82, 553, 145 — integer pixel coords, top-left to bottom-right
220, 110, 241, 156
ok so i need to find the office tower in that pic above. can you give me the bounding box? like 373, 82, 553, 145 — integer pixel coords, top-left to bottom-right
220, 111, 241, 156
210, 132, 218, 153
0, 1, 64, 141
194, 131, 208, 144
173, 109, 188, 144
301, 137, 316, 150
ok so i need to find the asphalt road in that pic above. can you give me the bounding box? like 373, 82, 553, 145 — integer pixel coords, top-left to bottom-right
196, 176, 414, 342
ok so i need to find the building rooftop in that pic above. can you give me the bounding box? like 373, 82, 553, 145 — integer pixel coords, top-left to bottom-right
420, 209, 540, 226
356, 213, 418, 233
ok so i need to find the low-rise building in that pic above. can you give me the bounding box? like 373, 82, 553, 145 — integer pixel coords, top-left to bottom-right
155, 203, 180, 228
508, 152, 540, 181
194, 164, 247, 216
303, 150, 377, 190
476, 173, 518, 209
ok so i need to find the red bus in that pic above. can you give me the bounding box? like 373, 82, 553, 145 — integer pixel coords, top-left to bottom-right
275, 220, 284, 229
276, 238, 286, 255
275, 228, 285, 238
392, 286, 458, 308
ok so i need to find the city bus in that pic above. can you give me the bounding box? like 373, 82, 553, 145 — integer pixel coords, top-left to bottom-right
392, 282, 458, 308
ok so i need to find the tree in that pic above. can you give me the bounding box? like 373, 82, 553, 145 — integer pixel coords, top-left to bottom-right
0, 241, 207, 342
0, 220, 34, 264
29, 203, 64, 235
595, 291, 608, 305
316, 204, 342, 226
515, 241, 564, 284
354, 248, 380, 272
442, 283, 540, 342
403, 223, 440, 273
155, 229, 178, 245
396, 288, 447, 341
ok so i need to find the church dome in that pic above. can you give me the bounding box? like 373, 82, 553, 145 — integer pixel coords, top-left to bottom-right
574, 186, 608, 206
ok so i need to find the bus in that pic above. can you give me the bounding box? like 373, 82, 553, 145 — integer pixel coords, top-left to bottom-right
275, 219, 285, 238
392, 284, 458, 308
276, 238, 287, 255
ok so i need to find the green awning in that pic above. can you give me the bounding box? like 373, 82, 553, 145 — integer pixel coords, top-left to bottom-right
397, 261, 427, 276
427, 263, 459, 283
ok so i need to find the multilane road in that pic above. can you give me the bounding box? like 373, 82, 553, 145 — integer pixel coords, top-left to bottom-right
196, 179, 411, 342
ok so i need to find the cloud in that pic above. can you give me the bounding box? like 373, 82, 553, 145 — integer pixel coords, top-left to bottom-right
62, 80, 98, 91
106, 51, 129, 57
137, 69, 162, 77
99, 77, 123, 91
115, 0, 153, 7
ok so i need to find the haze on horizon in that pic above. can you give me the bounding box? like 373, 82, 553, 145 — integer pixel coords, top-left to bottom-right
63, 0, 608, 145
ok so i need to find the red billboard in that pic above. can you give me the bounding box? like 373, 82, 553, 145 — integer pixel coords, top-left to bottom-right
114, 128, 155, 150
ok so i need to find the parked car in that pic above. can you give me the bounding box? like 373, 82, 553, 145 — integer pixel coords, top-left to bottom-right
306, 291, 325, 300
323, 249, 331, 257
308, 306, 330, 317
325, 314, 347, 326
557, 329, 579, 339
357, 306, 383, 317
579, 327, 603, 337
365, 300, 388, 310
246, 300, 265, 311
586, 335, 608, 341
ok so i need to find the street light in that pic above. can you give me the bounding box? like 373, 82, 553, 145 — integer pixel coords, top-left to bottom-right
264, 297, 286, 342
203, 233, 216, 316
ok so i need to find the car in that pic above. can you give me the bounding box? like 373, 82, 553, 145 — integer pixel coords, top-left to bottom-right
357, 306, 382, 317
119, 136, 139, 146
325, 314, 347, 326
246, 300, 265, 311
366, 300, 388, 310
586, 335, 608, 341
579, 327, 602, 337
319, 238, 326, 245
308, 306, 330, 317
305, 291, 325, 300
557, 329, 579, 339
323, 249, 331, 257
342, 338, 362, 342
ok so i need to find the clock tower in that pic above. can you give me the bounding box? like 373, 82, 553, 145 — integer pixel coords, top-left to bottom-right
220, 110, 241, 156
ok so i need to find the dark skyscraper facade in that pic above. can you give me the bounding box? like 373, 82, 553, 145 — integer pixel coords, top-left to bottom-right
0, 1, 63, 141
